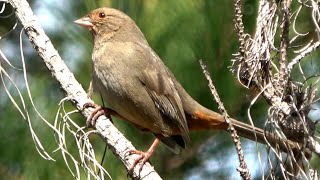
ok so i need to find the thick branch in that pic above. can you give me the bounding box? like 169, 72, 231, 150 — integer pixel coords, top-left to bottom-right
277, 0, 291, 95
8, 0, 161, 179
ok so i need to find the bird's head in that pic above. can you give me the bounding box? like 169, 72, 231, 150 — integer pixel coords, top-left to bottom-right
74, 7, 132, 38
75, 7, 148, 46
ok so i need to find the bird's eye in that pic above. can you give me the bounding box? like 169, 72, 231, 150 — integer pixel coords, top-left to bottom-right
99, 12, 106, 18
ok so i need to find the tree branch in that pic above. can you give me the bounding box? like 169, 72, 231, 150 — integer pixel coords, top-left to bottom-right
287, 41, 320, 72
277, 0, 291, 94
232, 0, 320, 178
200, 60, 251, 180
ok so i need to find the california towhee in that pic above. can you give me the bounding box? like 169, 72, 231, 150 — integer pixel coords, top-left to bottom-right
74, 7, 271, 172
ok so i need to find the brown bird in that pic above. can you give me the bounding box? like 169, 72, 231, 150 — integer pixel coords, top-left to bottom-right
74, 7, 286, 173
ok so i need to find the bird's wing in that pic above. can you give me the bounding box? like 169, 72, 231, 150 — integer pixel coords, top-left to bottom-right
138, 46, 190, 145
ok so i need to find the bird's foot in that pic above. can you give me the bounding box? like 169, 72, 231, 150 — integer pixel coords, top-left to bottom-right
127, 138, 160, 175
83, 101, 113, 127
128, 149, 152, 174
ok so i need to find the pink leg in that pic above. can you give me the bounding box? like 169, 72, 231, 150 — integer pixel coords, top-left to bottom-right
128, 137, 161, 174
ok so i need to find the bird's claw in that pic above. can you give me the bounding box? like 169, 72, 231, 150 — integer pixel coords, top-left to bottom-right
83, 102, 113, 127
128, 149, 152, 175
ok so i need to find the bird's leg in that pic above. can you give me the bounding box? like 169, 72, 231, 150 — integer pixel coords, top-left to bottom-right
128, 136, 161, 174
83, 102, 114, 127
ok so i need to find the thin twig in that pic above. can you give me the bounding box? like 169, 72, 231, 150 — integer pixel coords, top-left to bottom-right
288, 41, 320, 72
234, 0, 246, 58
199, 60, 251, 180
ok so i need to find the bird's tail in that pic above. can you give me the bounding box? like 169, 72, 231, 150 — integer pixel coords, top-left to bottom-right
187, 104, 300, 154
187, 104, 266, 144
175, 81, 299, 153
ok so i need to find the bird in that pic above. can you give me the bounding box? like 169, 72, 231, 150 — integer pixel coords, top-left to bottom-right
74, 7, 296, 173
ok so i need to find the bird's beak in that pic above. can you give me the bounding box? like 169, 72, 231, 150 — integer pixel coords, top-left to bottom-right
74, 16, 93, 28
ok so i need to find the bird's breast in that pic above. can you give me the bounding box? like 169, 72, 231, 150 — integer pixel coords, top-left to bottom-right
91, 41, 180, 136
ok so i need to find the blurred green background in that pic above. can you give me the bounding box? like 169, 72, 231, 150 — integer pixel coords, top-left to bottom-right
0, 0, 319, 179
